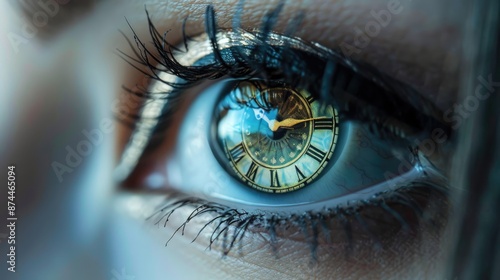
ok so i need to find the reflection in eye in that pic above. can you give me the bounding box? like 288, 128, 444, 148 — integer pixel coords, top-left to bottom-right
215, 81, 339, 193
116, 5, 451, 257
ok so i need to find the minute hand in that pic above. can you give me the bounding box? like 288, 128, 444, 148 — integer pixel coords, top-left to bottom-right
271, 117, 330, 131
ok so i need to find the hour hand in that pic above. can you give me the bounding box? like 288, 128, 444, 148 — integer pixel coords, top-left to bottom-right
272, 117, 330, 131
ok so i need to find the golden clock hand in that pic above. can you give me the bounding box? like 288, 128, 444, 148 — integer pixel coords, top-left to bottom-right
271, 117, 330, 131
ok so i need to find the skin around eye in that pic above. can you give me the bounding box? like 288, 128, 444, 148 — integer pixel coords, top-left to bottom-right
1, 0, 473, 279
111, 1, 462, 278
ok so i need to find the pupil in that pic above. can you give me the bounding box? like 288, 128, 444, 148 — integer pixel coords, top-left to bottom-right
271, 127, 287, 140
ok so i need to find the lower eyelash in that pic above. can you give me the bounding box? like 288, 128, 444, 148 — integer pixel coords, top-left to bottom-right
147, 179, 449, 260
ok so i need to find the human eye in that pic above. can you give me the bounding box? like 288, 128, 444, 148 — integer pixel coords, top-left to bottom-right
114, 1, 454, 274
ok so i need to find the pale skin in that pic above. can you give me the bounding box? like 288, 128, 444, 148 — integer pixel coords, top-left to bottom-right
5, 0, 464, 279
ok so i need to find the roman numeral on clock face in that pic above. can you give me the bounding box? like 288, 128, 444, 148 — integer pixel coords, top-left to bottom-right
295, 165, 306, 181
270, 169, 280, 188
229, 143, 246, 164
313, 118, 334, 130
246, 161, 259, 181
306, 145, 327, 163
306, 95, 316, 104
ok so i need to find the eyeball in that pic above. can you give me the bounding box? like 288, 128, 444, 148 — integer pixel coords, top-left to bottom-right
214, 81, 339, 193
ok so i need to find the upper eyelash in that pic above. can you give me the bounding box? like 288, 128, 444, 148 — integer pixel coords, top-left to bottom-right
116, 4, 450, 141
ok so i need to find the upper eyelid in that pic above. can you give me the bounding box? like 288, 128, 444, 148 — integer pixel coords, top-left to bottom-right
141, 0, 462, 102
115, 20, 450, 184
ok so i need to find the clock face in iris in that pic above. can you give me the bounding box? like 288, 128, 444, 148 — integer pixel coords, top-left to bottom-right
216, 81, 339, 193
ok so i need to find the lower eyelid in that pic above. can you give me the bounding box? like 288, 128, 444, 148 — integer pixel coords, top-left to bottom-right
120, 177, 449, 264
